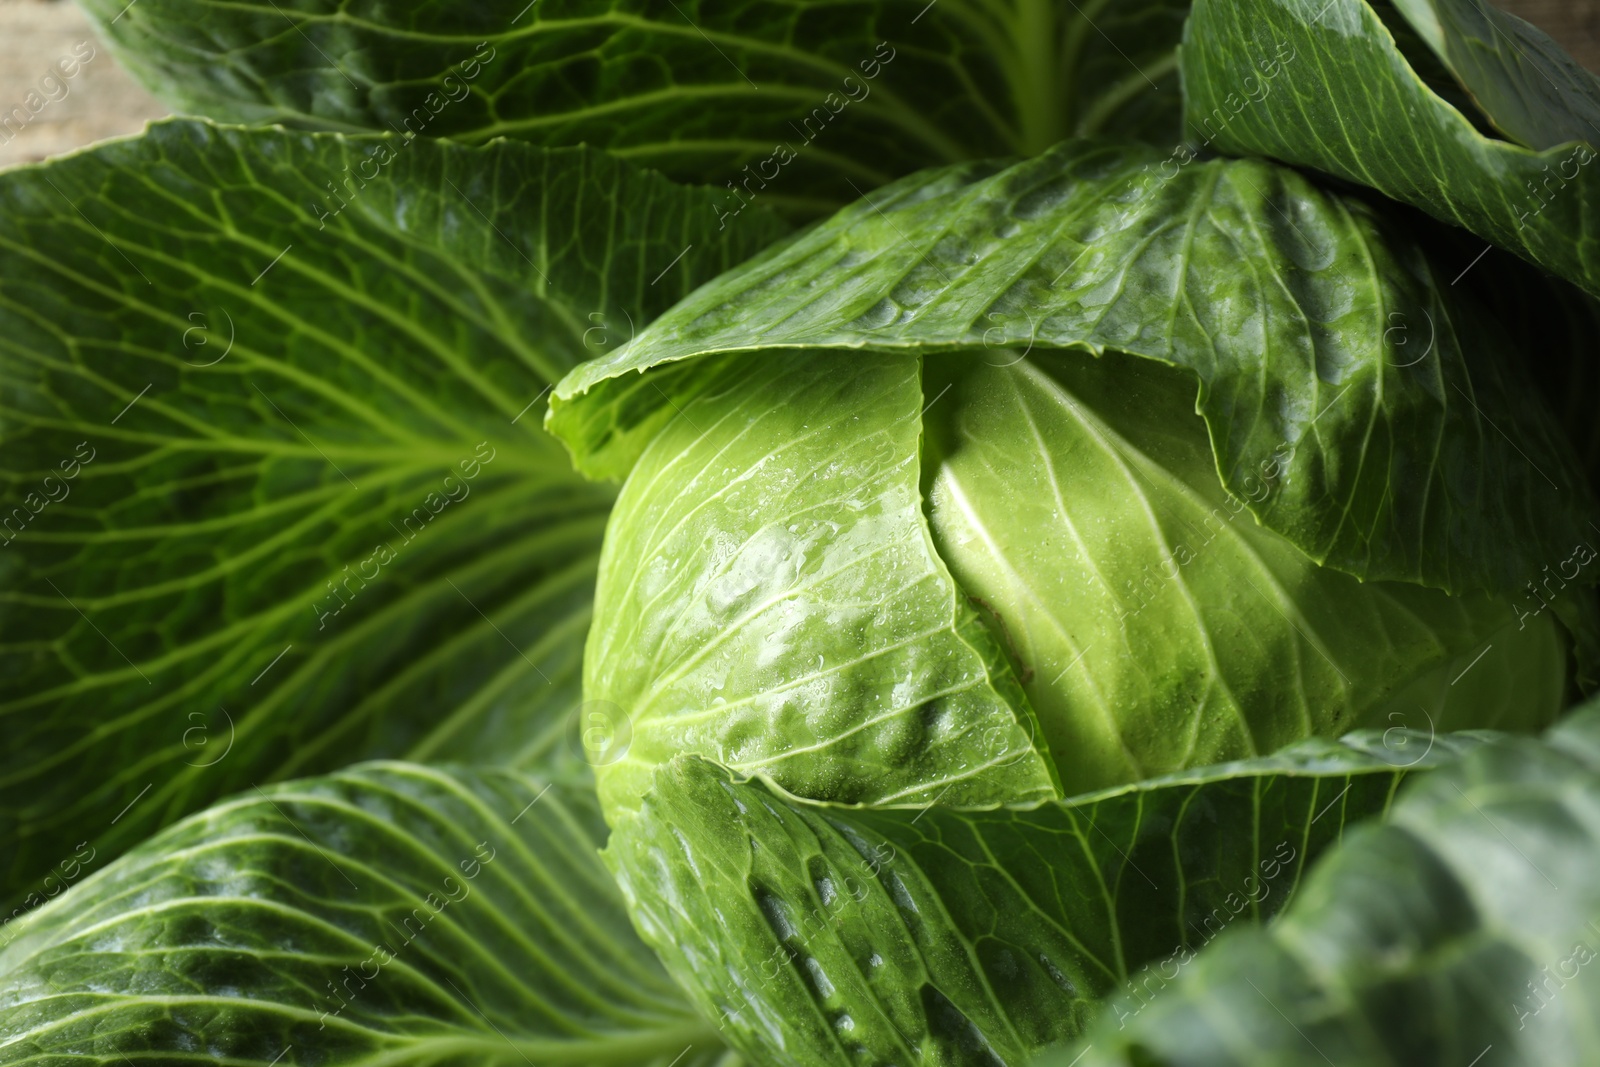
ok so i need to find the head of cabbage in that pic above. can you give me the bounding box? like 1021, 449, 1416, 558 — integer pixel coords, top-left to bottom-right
548, 141, 1596, 819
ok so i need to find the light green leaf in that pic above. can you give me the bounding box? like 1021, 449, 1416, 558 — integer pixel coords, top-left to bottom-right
589, 352, 1059, 819
923, 351, 1566, 791
549, 138, 1596, 601
0, 763, 736, 1067
605, 730, 1485, 1067
1064, 700, 1600, 1067
0, 118, 786, 911
77, 0, 1189, 212
585, 340, 1562, 815
1181, 0, 1600, 298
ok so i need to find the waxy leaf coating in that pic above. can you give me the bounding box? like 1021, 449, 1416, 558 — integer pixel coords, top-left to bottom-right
606, 730, 1485, 1066
552, 138, 1597, 601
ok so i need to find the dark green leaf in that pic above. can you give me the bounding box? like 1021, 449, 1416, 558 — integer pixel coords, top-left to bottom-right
605, 730, 1484, 1067
0, 118, 786, 911
1063, 700, 1600, 1067
1439, 217, 1600, 492
1181, 0, 1600, 298
1389, 0, 1600, 150
0, 763, 736, 1066
77, 0, 1190, 212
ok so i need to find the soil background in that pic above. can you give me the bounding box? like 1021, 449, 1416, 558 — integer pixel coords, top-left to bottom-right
0, 0, 1596, 169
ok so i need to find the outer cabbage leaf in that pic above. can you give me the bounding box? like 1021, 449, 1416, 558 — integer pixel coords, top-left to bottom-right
1063, 700, 1600, 1067
605, 729, 1486, 1067
0, 763, 736, 1066
588, 351, 1059, 818
1181, 0, 1600, 299
1388, 0, 1600, 150
77, 0, 1189, 212
549, 138, 1596, 602
0, 118, 786, 912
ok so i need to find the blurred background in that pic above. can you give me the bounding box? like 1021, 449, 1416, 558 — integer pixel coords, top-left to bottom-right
0, 0, 1597, 170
